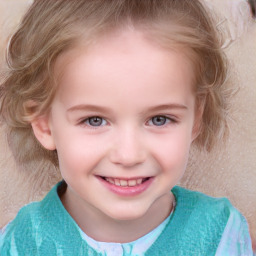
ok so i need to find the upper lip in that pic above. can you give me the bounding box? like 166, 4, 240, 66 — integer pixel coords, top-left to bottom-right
97, 175, 152, 180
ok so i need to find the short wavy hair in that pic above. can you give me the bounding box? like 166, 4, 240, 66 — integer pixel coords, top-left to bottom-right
0, 0, 230, 167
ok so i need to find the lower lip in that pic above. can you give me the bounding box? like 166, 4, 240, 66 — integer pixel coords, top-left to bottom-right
97, 177, 154, 197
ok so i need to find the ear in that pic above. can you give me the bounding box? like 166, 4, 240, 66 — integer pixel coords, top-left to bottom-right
31, 115, 56, 150
191, 97, 205, 141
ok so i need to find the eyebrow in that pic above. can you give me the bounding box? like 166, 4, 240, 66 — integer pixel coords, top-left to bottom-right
67, 104, 113, 114
67, 103, 187, 114
144, 104, 188, 113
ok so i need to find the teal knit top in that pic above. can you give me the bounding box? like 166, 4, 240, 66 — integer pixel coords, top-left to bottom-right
0, 182, 252, 255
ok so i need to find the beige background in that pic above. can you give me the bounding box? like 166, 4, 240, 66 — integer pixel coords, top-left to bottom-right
0, 0, 255, 249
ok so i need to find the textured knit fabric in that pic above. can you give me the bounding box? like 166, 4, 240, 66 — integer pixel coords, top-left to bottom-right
79, 205, 173, 255
79, 198, 252, 256
0, 182, 253, 255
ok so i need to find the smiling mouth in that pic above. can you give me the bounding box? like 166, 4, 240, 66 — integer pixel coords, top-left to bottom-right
99, 176, 151, 187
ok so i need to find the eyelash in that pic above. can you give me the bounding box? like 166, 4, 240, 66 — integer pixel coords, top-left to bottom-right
79, 116, 107, 127
79, 115, 177, 128
146, 115, 178, 127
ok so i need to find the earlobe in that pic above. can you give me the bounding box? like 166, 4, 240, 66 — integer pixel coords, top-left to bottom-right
31, 116, 56, 150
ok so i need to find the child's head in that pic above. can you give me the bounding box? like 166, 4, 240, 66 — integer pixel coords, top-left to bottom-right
0, 0, 228, 168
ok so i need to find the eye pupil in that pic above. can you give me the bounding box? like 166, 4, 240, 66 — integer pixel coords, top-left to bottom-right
88, 117, 103, 126
152, 116, 166, 126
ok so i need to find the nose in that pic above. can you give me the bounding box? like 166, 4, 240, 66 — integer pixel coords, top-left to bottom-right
109, 127, 146, 167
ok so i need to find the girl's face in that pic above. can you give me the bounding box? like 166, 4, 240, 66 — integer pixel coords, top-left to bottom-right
33, 29, 199, 223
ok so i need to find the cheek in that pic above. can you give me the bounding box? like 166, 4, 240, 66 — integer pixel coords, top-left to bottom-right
150, 132, 192, 171
55, 133, 108, 177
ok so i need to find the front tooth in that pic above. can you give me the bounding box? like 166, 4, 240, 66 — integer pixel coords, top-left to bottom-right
114, 179, 121, 186
136, 178, 143, 185
120, 180, 128, 186
128, 180, 136, 187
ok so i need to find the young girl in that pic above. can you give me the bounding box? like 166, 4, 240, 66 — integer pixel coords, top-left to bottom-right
0, 0, 253, 255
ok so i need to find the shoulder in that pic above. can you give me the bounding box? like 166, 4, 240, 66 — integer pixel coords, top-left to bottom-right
4, 182, 59, 230
215, 204, 253, 255
166, 186, 247, 254
0, 182, 88, 255
172, 186, 235, 217
171, 186, 252, 244
0, 183, 60, 254
147, 188, 249, 255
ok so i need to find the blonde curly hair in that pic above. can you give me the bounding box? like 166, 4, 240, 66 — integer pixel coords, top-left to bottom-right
0, 0, 230, 168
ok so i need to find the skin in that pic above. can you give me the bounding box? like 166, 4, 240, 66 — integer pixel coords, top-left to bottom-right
32, 29, 201, 243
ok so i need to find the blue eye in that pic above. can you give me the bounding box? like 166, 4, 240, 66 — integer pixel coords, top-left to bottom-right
151, 116, 167, 126
84, 116, 107, 127
148, 115, 171, 126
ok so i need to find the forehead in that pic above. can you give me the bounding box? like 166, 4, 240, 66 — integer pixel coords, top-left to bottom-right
53, 29, 196, 107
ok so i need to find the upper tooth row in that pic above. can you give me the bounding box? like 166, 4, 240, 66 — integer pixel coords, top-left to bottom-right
105, 178, 143, 187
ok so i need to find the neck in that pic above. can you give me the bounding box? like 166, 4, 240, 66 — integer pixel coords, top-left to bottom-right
61, 189, 174, 243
